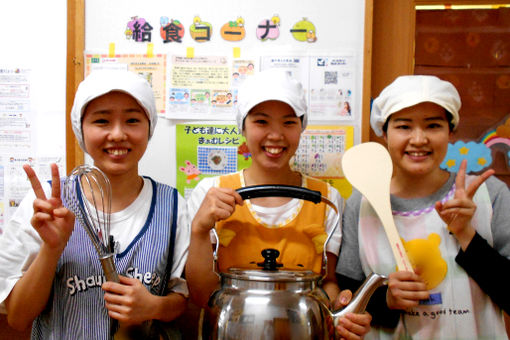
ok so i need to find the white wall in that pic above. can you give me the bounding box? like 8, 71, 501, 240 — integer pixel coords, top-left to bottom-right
85, 0, 367, 187
0, 0, 67, 163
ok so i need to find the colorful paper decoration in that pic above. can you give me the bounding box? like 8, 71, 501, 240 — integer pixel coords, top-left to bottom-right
189, 16, 212, 42
290, 18, 317, 43
160, 17, 185, 43
125, 16, 153, 42
256, 15, 280, 41
441, 141, 493, 173
441, 116, 510, 173
220, 17, 246, 42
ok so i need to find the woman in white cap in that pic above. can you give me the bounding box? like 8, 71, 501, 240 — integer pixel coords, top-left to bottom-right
336, 75, 510, 339
186, 69, 372, 339
0, 70, 190, 339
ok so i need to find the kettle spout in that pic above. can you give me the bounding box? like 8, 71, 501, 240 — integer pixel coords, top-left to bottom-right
331, 272, 387, 326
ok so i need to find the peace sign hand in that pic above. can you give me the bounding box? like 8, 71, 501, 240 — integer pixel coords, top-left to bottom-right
24, 163, 75, 252
434, 160, 494, 250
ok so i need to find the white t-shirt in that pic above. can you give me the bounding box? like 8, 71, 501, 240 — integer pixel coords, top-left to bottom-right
0, 177, 189, 313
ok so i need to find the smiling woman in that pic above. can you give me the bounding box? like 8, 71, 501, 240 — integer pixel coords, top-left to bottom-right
185, 69, 373, 339
81, 91, 150, 185
0, 70, 190, 339
337, 74, 510, 340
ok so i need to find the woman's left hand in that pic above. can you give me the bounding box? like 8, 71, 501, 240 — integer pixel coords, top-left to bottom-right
333, 289, 372, 339
435, 159, 494, 249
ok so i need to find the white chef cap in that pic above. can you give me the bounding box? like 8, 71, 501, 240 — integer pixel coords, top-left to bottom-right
70, 69, 157, 151
371, 75, 461, 137
236, 68, 308, 132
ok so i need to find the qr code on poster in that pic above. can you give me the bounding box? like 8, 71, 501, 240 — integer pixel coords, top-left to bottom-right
324, 71, 338, 85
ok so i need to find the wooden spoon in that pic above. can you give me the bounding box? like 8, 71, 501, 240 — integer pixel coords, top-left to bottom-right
342, 142, 413, 272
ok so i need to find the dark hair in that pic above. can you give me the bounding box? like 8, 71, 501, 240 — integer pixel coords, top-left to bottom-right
382, 109, 454, 133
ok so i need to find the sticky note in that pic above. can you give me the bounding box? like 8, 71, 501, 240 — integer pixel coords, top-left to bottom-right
187, 47, 195, 58
108, 43, 115, 58
233, 47, 241, 58
147, 43, 154, 58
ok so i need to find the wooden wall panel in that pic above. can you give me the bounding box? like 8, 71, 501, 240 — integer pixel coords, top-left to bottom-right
369, 0, 415, 142
371, 1, 510, 186
415, 7, 510, 184
66, 0, 85, 174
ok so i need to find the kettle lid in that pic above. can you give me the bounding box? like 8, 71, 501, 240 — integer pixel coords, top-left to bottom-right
223, 267, 321, 282
224, 248, 322, 282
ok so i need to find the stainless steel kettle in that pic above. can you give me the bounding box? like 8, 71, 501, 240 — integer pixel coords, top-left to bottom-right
203, 185, 387, 339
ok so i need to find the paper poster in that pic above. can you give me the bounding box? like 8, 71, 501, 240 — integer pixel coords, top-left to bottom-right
260, 55, 356, 120
85, 53, 167, 114
167, 55, 232, 117
0, 201, 4, 234
308, 56, 356, 119
0, 153, 64, 233
0, 69, 33, 152
260, 56, 310, 93
3, 156, 33, 222
175, 123, 250, 199
0, 112, 32, 151
291, 125, 354, 198
0, 68, 36, 232
0, 158, 4, 234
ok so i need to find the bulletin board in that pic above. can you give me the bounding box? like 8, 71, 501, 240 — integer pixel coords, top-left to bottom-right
0, 0, 67, 233
68, 0, 373, 194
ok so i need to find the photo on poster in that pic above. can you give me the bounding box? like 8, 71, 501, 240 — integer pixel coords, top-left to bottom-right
190, 89, 210, 112
211, 90, 233, 107
168, 88, 190, 114
197, 146, 237, 174
231, 59, 256, 87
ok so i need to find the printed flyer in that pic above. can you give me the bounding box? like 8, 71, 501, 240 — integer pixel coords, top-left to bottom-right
168, 55, 231, 117
0, 68, 32, 152
0, 68, 34, 231
260, 55, 357, 120
309, 55, 356, 120
291, 125, 354, 198
85, 53, 167, 114
175, 123, 250, 199
260, 56, 310, 95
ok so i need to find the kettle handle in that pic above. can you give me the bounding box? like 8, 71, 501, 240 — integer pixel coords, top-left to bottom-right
212, 184, 340, 278
236, 185, 323, 203
236, 184, 339, 215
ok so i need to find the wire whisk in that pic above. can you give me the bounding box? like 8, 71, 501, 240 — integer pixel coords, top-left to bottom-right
63, 164, 119, 283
